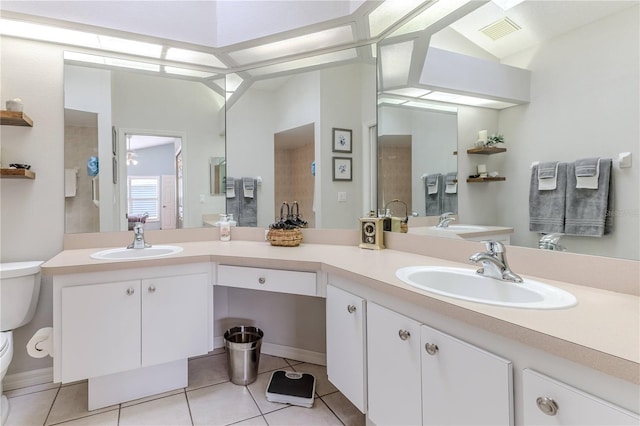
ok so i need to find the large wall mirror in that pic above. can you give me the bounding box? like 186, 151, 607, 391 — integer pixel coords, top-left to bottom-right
225, 45, 376, 229
377, 1, 639, 261
63, 53, 226, 233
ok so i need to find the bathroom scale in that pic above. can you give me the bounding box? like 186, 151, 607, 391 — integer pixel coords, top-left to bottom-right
265, 370, 316, 408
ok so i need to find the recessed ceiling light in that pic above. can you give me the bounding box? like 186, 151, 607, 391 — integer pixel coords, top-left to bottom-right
380, 41, 414, 88
422, 91, 460, 101
247, 48, 357, 77
377, 97, 407, 105
402, 101, 457, 112
164, 67, 216, 78
368, 0, 426, 37
386, 87, 431, 98
391, 0, 471, 37
229, 26, 354, 65
63, 51, 160, 72
165, 48, 227, 69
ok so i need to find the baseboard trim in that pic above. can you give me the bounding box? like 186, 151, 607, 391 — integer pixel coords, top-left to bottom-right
213, 338, 326, 366
2, 367, 54, 391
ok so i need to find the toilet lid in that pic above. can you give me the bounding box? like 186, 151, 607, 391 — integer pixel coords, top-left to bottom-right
0, 332, 9, 354
0, 261, 43, 279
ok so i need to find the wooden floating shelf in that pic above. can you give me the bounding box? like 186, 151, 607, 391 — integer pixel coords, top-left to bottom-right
0, 168, 36, 179
467, 146, 506, 155
1, 110, 33, 127
467, 177, 506, 183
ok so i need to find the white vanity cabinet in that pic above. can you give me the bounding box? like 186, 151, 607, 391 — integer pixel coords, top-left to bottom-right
60, 272, 209, 382
217, 264, 317, 296
367, 302, 423, 426
367, 302, 513, 426
522, 369, 639, 425
421, 325, 513, 425
326, 285, 366, 413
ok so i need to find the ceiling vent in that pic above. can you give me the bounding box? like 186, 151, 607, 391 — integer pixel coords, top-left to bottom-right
480, 17, 521, 40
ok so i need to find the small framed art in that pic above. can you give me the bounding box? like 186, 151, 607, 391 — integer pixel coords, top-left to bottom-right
332, 128, 352, 153
332, 157, 352, 181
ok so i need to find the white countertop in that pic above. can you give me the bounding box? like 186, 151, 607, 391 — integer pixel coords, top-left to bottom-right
42, 239, 640, 384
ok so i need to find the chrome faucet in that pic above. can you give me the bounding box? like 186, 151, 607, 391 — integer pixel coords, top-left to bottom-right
127, 222, 151, 249
436, 212, 456, 228
538, 233, 566, 251
469, 241, 522, 283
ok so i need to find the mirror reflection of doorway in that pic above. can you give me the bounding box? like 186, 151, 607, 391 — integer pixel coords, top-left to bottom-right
125, 134, 182, 230
377, 135, 412, 216
274, 123, 315, 227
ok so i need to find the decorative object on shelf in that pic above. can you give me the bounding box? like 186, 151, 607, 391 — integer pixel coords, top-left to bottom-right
359, 216, 385, 249
332, 128, 352, 153
486, 133, 505, 146
477, 164, 488, 178
332, 157, 352, 181
5, 98, 23, 112
9, 163, 30, 170
475, 130, 488, 147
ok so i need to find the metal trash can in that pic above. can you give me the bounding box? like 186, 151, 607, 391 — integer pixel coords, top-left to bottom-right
224, 326, 264, 385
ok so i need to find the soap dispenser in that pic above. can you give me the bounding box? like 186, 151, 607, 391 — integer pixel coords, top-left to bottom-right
219, 214, 231, 241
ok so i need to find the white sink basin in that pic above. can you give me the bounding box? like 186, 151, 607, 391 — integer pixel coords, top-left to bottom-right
90, 245, 183, 260
431, 225, 487, 232
395, 266, 576, 309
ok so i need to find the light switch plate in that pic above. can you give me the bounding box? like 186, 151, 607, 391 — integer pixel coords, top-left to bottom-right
337, 192, 347, 202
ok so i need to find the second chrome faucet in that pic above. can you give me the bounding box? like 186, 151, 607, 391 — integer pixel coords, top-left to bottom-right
469, 241, 522, 283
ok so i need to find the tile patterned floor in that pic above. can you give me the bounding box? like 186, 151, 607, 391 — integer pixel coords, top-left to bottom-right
4, 350, 365, 426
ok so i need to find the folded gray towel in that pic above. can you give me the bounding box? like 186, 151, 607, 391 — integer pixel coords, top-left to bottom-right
575, 157, 599, 177
226, 177, 240, 220
238, 178, 258, 227
529, 163, 567, 233
424, 173, 442, 216
565, 158, 613, 237
538, 161, 559, 179
226, 177, 236, 198
442, 172, 457, 214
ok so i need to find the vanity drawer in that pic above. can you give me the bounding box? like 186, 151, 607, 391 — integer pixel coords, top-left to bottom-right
217, 265, 317, 296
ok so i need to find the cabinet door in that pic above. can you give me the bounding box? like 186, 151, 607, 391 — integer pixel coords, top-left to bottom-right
367, 302, 422, 426
61, 280, 140, 382
421, 325, 513, 426
523, 369, 639, 425
142, 273, 209, 366
326, 285, 366, 413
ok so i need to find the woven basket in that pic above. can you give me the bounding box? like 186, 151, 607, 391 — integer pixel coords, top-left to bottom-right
267, 228, 303, 247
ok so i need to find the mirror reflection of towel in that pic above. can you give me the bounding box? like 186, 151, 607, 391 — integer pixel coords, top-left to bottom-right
226, 177, 235, 198
243, 177, 255, 198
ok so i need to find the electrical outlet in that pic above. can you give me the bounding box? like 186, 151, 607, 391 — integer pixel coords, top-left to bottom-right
338, 191, 347, 202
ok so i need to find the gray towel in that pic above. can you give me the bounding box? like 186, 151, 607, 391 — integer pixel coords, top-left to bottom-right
238, 178, 258, 227
565, 158, 613, 237
226, 177, 240, 221
441, 172, 457, 214
424, 173, 442, 216
538, 161, 559, 179
575, 157, 599, 177
529, 163, 567, 233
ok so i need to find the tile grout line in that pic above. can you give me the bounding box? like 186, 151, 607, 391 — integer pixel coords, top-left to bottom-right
41, 385, 61, 426
182, 388, 195, 426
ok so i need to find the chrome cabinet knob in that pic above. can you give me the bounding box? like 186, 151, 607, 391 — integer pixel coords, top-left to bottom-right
398, 329, 410, 341
425, 342, 439, 355
347, 305, 357, 314
258, 277, 266, 284
148, 285, 156, 293
126, 287, 135, 296
536, 397, 559, 416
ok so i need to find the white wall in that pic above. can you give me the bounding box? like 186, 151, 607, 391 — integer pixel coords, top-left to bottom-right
1, 37, 65, 375
494, 6, 640, 259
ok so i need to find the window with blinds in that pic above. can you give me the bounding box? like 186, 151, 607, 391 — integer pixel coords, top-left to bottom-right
128, 176, 159, 221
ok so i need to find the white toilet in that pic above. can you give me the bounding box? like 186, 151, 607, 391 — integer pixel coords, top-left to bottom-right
0, 261, 43, 425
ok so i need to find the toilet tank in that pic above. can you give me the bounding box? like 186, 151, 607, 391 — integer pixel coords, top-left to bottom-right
0, 261, 43, 331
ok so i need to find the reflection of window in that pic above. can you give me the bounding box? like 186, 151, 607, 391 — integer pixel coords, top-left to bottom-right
128, 176, 159, 221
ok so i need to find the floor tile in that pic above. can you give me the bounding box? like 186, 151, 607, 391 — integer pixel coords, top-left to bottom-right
247, 369, 296, 415
187, 352, 229, 391
120, 388, 185, 408
291, 363, 337, 396
4, 382, 60, 398
257, 354, 290, 374
263, 399, 343, 425
45, 383, 117, 426
188, 381, 261, 425
5, 388, 58, 426
321, 391, 365, 426
119, 393, 192, 426
51, 410, 119, 426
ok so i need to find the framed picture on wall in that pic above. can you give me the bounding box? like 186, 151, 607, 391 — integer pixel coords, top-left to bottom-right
332, 157, 352, 181
332, 128, 352, 153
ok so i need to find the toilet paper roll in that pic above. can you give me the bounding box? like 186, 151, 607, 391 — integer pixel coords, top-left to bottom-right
26, 327, 53, 358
